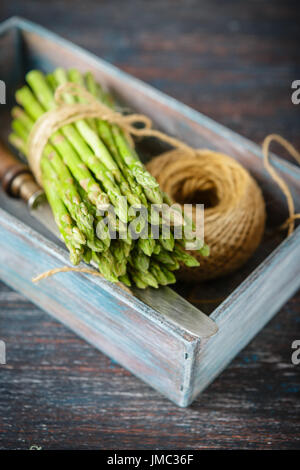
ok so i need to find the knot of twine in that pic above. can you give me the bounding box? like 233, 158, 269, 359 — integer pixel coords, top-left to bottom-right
28, 83, 300, 283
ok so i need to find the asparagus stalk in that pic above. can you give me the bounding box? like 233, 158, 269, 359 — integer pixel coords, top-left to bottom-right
85, 72, 145, 206
164, 260, 180, 271
152, 243, 161, 255
26, 71, 129, 224
92, 252, 119, 283
138, 235, 156, 257
119, 273, 131, 287
129, 271, 148, 289
65, 69, 97, 132
51, 70, 135, 212
40, 157, 85, 265
111, 127, 163, 199
173, 244, 200, 267
85, 72, 160, 205
129, 248, 150, 273
84, 78, 162, 198
75, 69, 155, 250
15, 86, 110, 212
8, 133, 29, 158
110, 241, 128, 277
82, 247, 92, 264
93, 78, 164, 203
154, 247, 177, 266
11, 115, 122, 282
11, 108, 105, 252
159, 265, 177, 284
54, 69, 124, 185
129, 267, 159, 289
149, 261, 176, 286
159, 232, 175, 252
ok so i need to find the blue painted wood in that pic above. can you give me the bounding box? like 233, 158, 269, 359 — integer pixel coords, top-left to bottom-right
0, 17, 299, 406
190, 227, 300, 404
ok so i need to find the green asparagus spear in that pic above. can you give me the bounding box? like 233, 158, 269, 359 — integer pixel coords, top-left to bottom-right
129, 267, 158, 289
149, 261, 169, 286
92, 252, 119, 283
119, 273, 132, 287
84, 71, 144, 207
129, 248, 150, 273
173, 244, 200, 267
11, 108, 105, 252
51, 69, 134, 217
15, 85, 110, 212
40, 157, 85, 265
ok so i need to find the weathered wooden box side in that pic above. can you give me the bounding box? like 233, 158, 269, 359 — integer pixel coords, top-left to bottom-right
189, 227, 300, 404
0, 207, 199, 406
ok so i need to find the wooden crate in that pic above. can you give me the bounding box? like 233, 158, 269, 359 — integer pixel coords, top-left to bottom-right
0, 17, 299, 407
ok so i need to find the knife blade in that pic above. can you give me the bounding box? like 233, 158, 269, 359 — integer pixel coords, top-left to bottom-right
0, 141, 218, 338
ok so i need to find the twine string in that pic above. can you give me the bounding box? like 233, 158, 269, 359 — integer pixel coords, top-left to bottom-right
262, 134, 300, 236
32, 266, 131, 293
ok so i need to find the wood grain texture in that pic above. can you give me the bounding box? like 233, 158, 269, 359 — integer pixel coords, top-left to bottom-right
0, 0, 299, 449
0, 281, 299, 450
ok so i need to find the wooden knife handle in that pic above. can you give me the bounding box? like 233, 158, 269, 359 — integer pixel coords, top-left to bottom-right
0, 141, 29, 193
0, 141, 43, 205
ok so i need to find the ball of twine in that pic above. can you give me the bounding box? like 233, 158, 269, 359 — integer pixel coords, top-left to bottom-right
147, 148, 266, 281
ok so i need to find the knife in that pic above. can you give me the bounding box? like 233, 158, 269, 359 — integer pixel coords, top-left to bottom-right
0, 141, 218, 338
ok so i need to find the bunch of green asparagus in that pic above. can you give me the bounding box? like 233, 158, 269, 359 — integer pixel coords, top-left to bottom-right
9, 68, 209, 288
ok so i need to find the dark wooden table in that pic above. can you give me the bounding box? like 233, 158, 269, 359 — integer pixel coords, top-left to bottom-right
0, 0, 300, 450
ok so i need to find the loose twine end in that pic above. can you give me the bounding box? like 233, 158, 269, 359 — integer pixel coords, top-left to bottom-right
32, 266, 132, 294
262, 133, 300, 236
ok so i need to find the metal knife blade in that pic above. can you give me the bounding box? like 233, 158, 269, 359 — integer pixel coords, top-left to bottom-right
30, 197, 62, 238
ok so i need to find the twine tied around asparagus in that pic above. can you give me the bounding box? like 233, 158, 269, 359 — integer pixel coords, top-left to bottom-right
262, 134, 300, 236
27, 82, 194, 186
